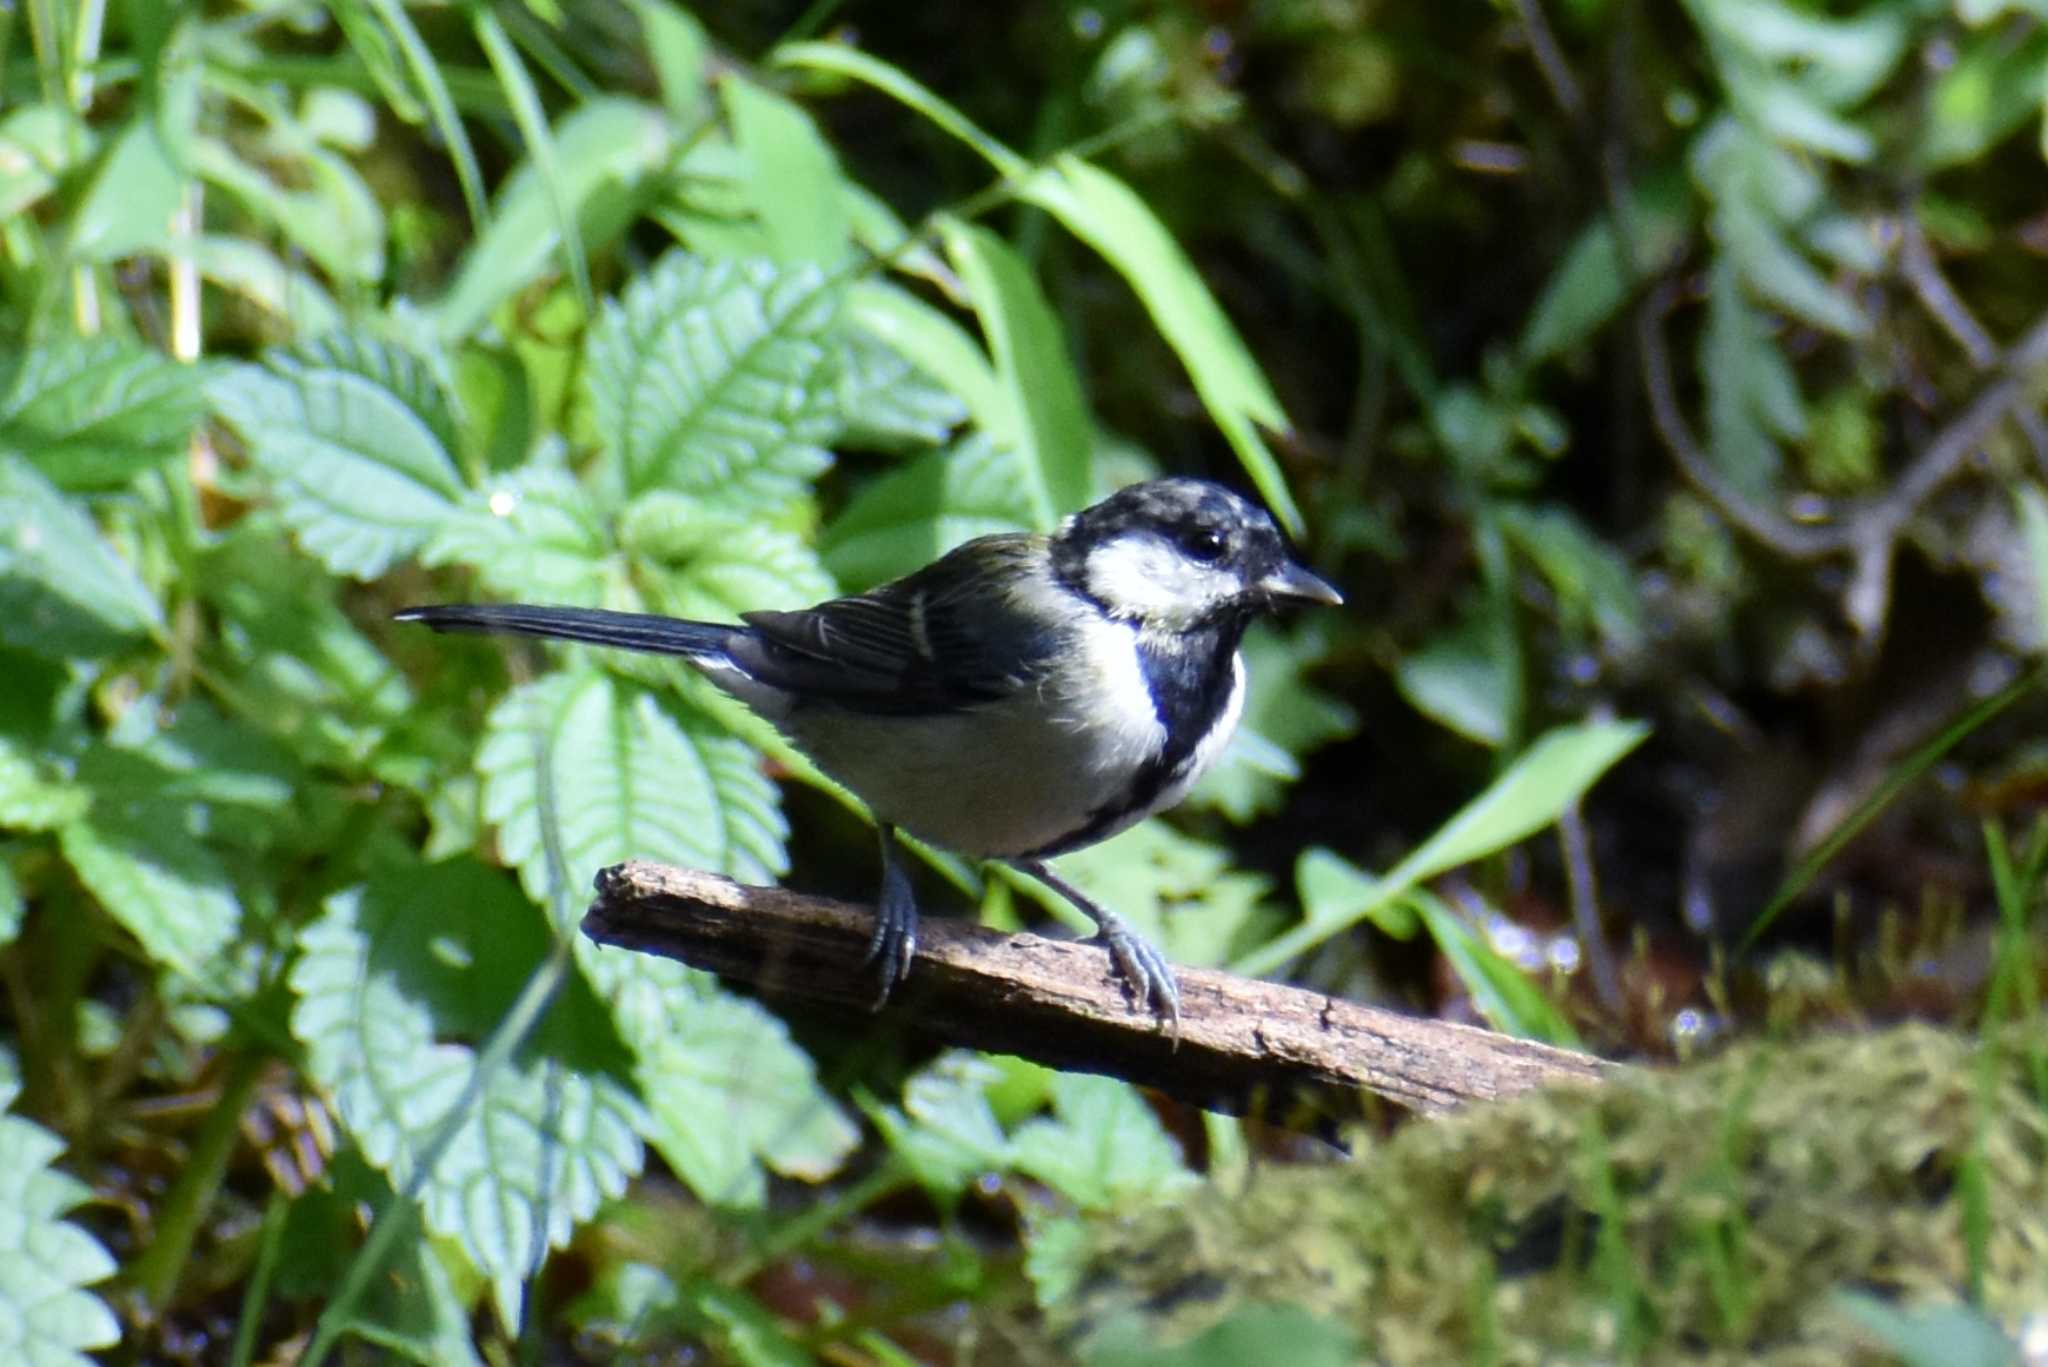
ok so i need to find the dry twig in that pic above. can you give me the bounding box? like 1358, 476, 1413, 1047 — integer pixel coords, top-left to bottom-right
583, 860, 1613, 1121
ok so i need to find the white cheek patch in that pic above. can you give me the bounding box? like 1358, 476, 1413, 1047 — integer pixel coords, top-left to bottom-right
1084, 536, 1238, 625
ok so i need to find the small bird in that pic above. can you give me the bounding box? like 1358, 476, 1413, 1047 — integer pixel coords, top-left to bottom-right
397, 477, 1341, 1027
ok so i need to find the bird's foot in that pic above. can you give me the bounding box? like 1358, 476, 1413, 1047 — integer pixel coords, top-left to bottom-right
1091, 912, 1182, 1039
864, 843, 919, 1009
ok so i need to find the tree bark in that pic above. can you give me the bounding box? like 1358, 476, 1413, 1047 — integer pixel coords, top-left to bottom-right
583, 860, 1614, 1121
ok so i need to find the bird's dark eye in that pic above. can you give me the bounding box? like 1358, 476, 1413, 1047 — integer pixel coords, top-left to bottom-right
1177, 525, 1228, 563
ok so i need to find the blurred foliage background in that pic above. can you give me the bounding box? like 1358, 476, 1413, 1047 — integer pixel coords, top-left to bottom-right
1, 0, 2045, 1361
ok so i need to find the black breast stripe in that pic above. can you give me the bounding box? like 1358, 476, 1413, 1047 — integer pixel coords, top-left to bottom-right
1021, 620, 1246, 858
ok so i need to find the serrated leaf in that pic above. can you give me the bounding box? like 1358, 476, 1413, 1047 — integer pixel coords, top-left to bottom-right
871, 1051, 1014, 1200
609, 980, 857, 1207
848, 280, 1005, 438
0, 340, 214, 489
209, 333, 466, 579
835, 326, 969, 451
0, 1105, 122, 1365
0, 454, 162, 658
59, 810, 240, 977
821, 436, 1037, 590
289, 860, 643, 1328
1009, 1073, 1194, 1210
478, 671, 787, 920
623, 492, 834, 621
423, 467, 613, 605
583, 253, 842, 508
0, 736, 92, 832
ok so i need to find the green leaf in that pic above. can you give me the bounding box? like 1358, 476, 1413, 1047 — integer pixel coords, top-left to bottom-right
472, 7, 591, 317
773, 43, 1025, 178
1500, 505, 1647, 656
0, 341, 214, 489
1519, 180, 1693, 365
1296, 846, 1416, 940
1700, 258, 1800, 498
1406, 887, 1580, 1044
209, 333, 466, 579
605, 976, 858, 1208
1395, 609, 1516, 748
821, 436, 1037, 589
622, 493, 836, 621
477, 671, 788, 920
835, 326, 969, 451
720, 76, 851, 265
423, 467, 613, 606
0, 1101, 122, 1365
69, 117, 184, 262
75, 699, 304, 854
1009, 1073, 1195, 1210
940, 219, 1092, 527
848, 280, 1006, 439
59, 810, 240, 978
582, 252, 842, 508
288, 860, 644, 1328
870, 1051, 1014, 1200
0, 454, 162, 658
190, 132, 385, 287
427, 98, 678, 342
2015, 484, 2048, 654
1234, 720, 1649, 976
1020, 156, 1301, 534
0, 736, 92, 832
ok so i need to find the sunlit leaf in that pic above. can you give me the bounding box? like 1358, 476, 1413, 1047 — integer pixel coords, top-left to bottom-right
622, 492, 835, 621
941, 219, 1092, 528
477, 670, 787, 919
209, 332, 466, 580
0, 1100, 122, 1366
1009, 1073, 1195, 1210
721, 76, 851, 265
1235, 720, 1648, 975
289, 860, 644, 1328
582, 252, 842, 508
423, 467, 614, 606
0, 454, 161, 658
0, 340, 214, 490
821, 436, 1036, 590
60, 811, 240, 978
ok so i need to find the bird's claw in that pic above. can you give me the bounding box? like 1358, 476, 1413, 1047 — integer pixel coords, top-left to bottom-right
865, 842, 919, 1010
1094, 914, 1182, 1040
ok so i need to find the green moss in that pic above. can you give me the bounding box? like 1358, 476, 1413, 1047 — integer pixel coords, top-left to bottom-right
1041, 1022, 2048, 1364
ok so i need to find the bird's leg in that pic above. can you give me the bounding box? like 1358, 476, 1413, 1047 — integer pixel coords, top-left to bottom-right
1010, 859, 1181, 1034
865, 823, 918, 1008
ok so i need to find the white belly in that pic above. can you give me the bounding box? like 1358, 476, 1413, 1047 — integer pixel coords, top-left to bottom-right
779, 616, 1200, 858
781, 630, 1248, 860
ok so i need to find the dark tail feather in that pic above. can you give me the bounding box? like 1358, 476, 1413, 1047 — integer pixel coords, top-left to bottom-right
394, 603, 735, 659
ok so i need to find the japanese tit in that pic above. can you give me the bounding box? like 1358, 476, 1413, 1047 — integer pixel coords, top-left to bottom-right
398, 477, 1341, 1028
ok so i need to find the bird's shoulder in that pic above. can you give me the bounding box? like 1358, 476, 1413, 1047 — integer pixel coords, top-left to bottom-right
734, 533, 1069, 714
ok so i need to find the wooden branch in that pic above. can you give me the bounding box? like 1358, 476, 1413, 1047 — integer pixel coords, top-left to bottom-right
583, 861, 1614, 1119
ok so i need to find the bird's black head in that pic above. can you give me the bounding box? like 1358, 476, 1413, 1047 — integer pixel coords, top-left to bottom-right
1051, 478, 1342, 629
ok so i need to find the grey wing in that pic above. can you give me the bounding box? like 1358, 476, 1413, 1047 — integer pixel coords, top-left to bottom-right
731, 536, 1061, 714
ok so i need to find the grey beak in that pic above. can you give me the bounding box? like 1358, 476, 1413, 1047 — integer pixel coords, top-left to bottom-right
1261, 560, 1344, 606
